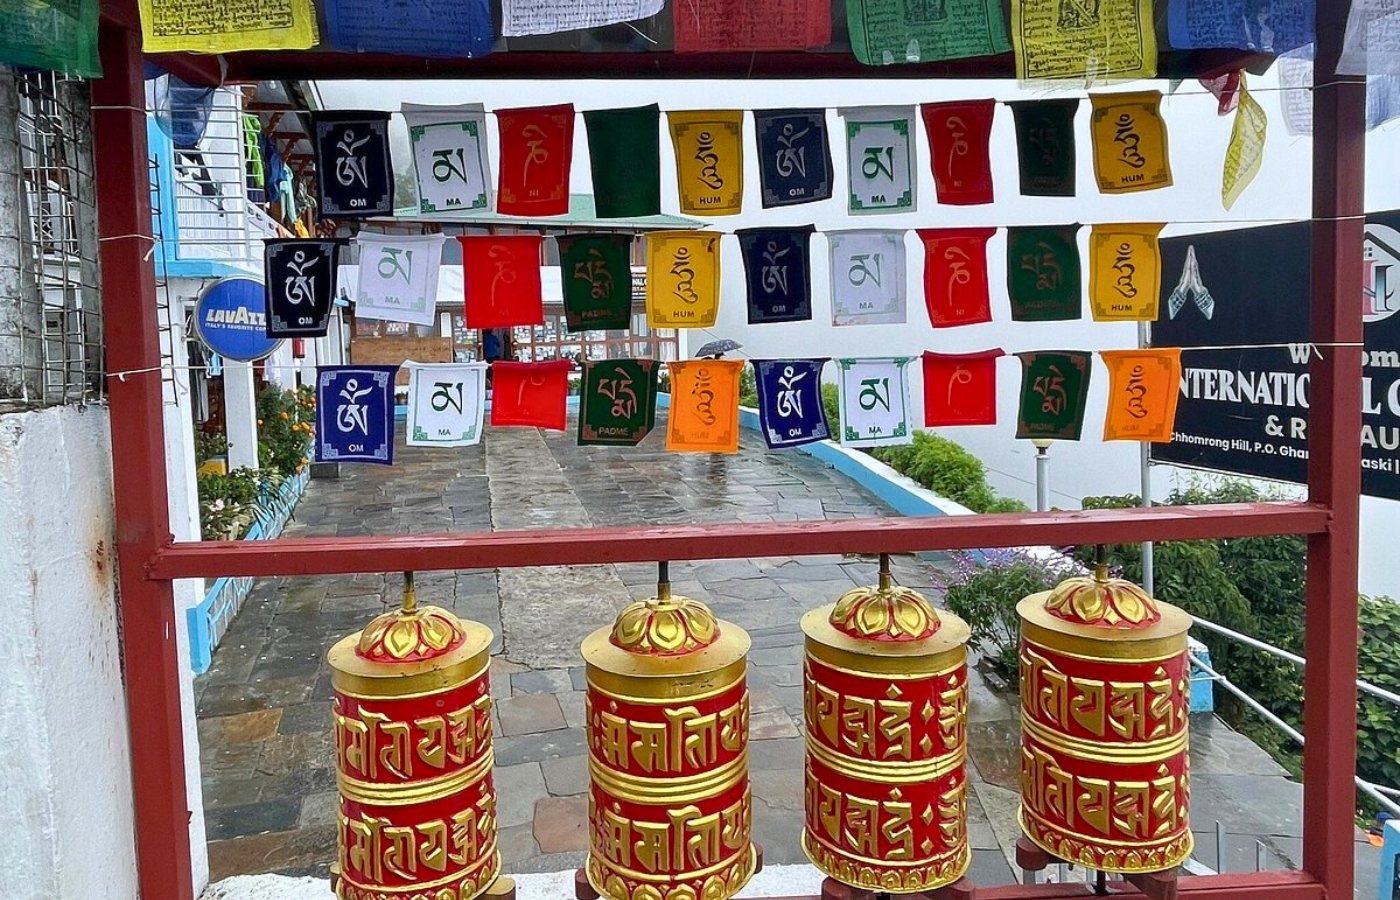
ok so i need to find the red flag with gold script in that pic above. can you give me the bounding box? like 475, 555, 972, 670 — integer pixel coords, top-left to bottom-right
918, 228, 995, 328
672, 0, 831, 52
490, 360, 572, 431
921, 100, 996, 206
496, 104, 574, 217
922, 350, 1004, 427
460, 235, 544, 329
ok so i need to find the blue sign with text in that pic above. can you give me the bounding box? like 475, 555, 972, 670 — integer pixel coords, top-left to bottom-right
195, 277, 282, 362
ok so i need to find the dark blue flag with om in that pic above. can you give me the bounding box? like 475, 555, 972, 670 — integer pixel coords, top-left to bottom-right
753, 109, 833, 208
264, 239, 340, 338
738, 226, 814, 325
753, 358, 830, 449
315, 365, 399, 465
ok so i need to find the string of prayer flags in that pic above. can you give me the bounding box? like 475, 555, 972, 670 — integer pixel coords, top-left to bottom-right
738, 226, 815, 324
265, 239, 340, 338
666, 359, 744, 454
323, 0, 492, 57
315, 365, 398, 465
1089, 92, 1172, 194
578, 359, 660, 446
1166, 0, 1313, 53
753, 359, 831, 449
829, 230, 907, 327
405, 362, 487, 448
138, 0, 318, 52
460, 235, 545, 330
404, 103, 491, 214
921, 350, 1004, 427
668, 111, 745, 216
918, 228, 995, 328
1, 0, 99, 77
353, 232, 445, 327
1015, 351, 1092, 442
672, 0, 831, 52
754, 109, 834, 208
836, 357, 913, 448
1010, 99, 1078, 197
921, 100, 996, 206
584, 105, 662, 218
846, 0, 1010, 65
557, 233, 635, 332
490, 360, 572, 431
501, 0, 662, 37
841, 106, 917, 215
1006, 225, 1082, 322
312, 112, 394, 218
496, 104, 574, 217
646, 231, 720, 328
1088, 224, 1164, 322
1011, 0, 1157, 82
1222, 75, 1268, 210
1100, 349, 1183, 443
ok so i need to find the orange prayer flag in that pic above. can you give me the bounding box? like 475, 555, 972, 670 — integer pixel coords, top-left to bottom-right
1088, 224, 1164, 322
665, 359, 743, 453
1101, 348, 1183, 442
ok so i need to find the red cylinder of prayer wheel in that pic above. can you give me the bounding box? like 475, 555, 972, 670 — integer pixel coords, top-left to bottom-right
1017, 562, 1193, 873
329, 575, 510, 900
581, 578, 757, 900
800, 556, 973, 893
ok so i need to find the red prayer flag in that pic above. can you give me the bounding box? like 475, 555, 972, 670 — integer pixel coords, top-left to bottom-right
460, 235, 544, 330
672, 0, 831, 52
921, 349, 1004, 427
490, 360, 572, 431
918, 228, 995, 328
920, 100, 996, 206
496, 104, 574, 217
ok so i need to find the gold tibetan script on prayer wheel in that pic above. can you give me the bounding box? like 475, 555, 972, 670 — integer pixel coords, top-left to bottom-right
329, 573, 512, 900
801, 555, 973, 894
1017, 554, 1193, 874
581, 566, 757, 900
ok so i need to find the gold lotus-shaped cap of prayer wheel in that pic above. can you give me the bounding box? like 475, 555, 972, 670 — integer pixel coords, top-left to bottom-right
1017, 558, 1194, 873
328, 573, 509, 900
800, 555, 973, 893
580, 574, 757, 900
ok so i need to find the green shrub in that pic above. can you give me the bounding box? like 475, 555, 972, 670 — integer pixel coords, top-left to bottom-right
943, 553, 1065, 677
870, 431, 1024, 514
1359, 595, 1400, 800
738, 367, 758, 408
256, 384, 315, 478
821, 383, 840, 435
983, 496, 1032, 513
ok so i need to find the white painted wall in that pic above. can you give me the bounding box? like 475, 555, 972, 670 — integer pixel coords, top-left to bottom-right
0, 406, 138, 900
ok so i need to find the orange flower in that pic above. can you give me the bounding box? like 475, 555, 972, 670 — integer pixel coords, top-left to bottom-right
280, 411, 290, 420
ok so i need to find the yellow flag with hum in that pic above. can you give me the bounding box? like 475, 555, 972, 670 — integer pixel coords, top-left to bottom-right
646, 231, 721, 328
668, 110, 746, 216
1088, 224, 1164, 322
1089, 91, 1172, 194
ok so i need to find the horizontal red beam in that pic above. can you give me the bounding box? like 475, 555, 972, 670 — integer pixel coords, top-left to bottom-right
147, 502, 1329, 581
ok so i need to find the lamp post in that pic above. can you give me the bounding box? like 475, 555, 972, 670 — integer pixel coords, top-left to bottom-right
1032, 439, 1054, 512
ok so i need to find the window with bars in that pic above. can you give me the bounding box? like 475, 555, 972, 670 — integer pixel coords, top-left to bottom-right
0, 67, 103, 410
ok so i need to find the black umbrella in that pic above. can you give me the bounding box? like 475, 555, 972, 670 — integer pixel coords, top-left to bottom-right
694, 339, 743, 358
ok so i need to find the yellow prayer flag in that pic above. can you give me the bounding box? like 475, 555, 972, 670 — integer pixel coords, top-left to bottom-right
668, 111, 745, 216
1090, 91, 1172, 193
138, 0, 318, 52
1223, 75, 1268, 210
1088, 224, 1164, 322
666, 359, 744, 454
646, 230, 721, 328
1012, 0, 1156, 82
1101, 348, 1183, 442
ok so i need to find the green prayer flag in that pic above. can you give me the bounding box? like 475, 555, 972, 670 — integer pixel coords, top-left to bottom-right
1015, 351, 1093, 442
1006, 225, 1082, 322
584, 105, 661, 218
1011, 99, 1077, 197
557, 233, 635, 333
0, 0, 99, 77
846, 0, 1009, 66
578, 359, 659, 446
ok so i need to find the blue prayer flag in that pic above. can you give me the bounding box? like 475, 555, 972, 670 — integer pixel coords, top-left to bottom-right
754, 109, 833, 208
738, 227, 815, 325
315, 365, 399, 465
323, 0, 494, 58
1166, 0, 1313, 54
754, 359, 830, 449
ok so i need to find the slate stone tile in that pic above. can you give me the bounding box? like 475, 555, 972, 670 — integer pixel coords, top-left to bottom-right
205, 798, 301, 840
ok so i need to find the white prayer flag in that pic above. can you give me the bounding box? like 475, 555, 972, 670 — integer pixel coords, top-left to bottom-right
403, 103, 492, 214
353, 232, 445, 327
405, 362, 488, 447
840, 106, 917, 215
501, 0, 663, 37
836, 357, 914, 448
827, 229, 907, 327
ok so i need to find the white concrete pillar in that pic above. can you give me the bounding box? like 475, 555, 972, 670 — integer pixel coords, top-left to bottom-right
224, 360, 259, 470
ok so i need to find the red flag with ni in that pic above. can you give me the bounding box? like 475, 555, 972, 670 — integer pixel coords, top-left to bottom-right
496, 104, 574, 217
921, 99, 996, 206
922, 349, 1004, 427
918, 228, 995, 328
460, 235, 544, 329
490, 360, 572, 431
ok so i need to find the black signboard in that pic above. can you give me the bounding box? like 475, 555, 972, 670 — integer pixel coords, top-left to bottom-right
1152, 212, 1400, 500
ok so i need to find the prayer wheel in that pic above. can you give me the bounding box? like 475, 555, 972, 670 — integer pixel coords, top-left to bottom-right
581, 568, 757, 900
801, 555, 973, 893
329, 573, 510, 900
1017, 556, 1193, 873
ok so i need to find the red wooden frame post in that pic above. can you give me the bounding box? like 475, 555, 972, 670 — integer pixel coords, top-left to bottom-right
1304, 2, 1366, 898
93, 22, 196, 900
